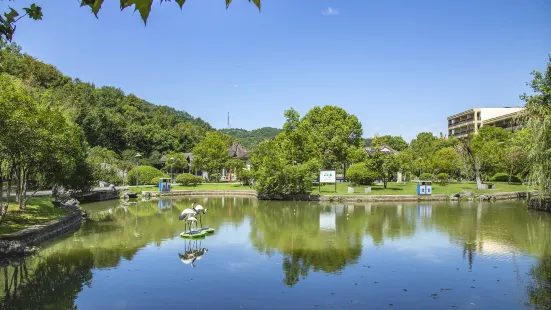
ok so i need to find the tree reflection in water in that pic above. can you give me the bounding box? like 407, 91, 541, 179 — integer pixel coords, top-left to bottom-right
0, 250, 94, 310
527, 254, 551, 310
0, 198, 549, 308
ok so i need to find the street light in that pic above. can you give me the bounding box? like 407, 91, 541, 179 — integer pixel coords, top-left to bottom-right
170, 157, 175, 183
135, 153, 142, 188
418, 157, 423, 179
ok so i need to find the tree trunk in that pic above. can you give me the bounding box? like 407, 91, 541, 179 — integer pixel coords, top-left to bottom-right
465, 145, 482, 190
18, 167, 28, 210
343, 163, 347, 182
0, 167, 12, 223
473, 157, 482, 190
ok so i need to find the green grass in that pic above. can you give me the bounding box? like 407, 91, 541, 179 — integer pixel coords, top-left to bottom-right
0, 197, 68, 236
311, 181, 534, 196
127, 182, 252, 192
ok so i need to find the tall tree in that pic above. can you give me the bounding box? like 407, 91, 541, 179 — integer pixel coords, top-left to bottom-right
300, 106, 363, 169
250, 109, 322, 196
520, 55, 551, 196
470, 126, 510, 181
431, 147, 462, 177
504, 128, 530, 183
192, 132, 232, 177
0, 74, 92, 211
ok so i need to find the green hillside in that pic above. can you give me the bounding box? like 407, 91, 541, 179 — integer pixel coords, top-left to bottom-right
0, 40, 211, 159
220, 127, 282, 149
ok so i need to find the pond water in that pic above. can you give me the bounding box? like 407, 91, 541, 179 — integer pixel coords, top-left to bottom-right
1, 197, 550, 310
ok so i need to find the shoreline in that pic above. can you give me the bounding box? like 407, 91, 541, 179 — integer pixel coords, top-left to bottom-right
0, 189, 538, 257
141, 189, 535, 202
0, 210, 84, 257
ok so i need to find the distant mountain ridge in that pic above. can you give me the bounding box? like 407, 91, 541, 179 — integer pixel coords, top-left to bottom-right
220, 127, 282, 149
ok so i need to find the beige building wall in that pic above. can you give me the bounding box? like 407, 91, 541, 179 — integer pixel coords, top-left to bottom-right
447, 107, 524, 138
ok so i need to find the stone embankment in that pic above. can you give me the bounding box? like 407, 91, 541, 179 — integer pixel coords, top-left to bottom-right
527, 195, 551, 212
0, 210, 85, 256
141, 190, 535, 203
142, 190, 258, 198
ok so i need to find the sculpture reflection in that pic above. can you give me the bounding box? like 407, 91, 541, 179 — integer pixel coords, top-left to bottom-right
178, 240, 208, 268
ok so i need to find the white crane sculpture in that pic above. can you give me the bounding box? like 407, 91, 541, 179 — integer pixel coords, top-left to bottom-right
179, 208, 198, 233
192, 202, 208, 229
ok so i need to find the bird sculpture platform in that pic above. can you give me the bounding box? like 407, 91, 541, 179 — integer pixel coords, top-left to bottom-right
180, 228, 215, 239
180, 230, 208, 239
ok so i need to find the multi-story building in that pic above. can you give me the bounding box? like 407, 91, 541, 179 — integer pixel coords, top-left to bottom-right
447, 107, 524, 138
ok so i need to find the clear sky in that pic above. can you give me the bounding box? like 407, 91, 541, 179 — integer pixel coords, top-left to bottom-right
9, 0, 551, 141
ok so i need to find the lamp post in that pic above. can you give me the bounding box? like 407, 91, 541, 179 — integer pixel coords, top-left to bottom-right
170, 157, 175, 183
418, 157, 423, 179
135, 153, 142, 188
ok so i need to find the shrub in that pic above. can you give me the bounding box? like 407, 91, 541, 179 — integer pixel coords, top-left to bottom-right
176, 173, 203, 186
238, 169, 254, 186
489, 172, 522, 183
150, 175, 170, 186
419, 173, 434, 181
210, 173, 221, 182
253, 159, 322, 197
347, 163, 377, 186
127, 166, 165, 185
437, 172, 449, 186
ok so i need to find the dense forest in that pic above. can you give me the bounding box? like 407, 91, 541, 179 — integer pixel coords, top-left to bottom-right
220, 127, 281, 149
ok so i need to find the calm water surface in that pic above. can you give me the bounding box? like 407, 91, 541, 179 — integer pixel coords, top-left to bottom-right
1, 197, 550, 310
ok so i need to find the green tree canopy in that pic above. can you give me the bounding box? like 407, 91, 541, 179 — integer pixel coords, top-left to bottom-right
371, 135, 409, 151
300, 105, 363, 169
520, 55, 551, 196
470, 126, 511, 180
431, 147, 462, 177
192, 131, 232, 176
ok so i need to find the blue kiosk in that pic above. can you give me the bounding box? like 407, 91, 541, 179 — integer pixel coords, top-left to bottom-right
417, 180, 432, 196
158, 178, 172, 192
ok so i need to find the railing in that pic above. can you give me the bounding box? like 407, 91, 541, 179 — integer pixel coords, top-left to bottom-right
449, 118, 477, 127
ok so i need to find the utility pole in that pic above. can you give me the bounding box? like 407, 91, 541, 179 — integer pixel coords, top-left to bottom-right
227, 112, 230, 129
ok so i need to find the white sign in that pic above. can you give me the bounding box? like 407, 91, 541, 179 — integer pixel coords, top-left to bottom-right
319, 170, 336, 183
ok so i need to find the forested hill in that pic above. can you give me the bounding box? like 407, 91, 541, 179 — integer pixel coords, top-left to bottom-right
220, 127, 282, 149
0, 41, 211, 158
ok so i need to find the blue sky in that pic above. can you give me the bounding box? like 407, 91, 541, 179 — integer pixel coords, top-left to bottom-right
9, 0, 551, 141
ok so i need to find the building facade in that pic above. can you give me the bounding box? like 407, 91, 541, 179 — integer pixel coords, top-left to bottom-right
447, 107, 524, 138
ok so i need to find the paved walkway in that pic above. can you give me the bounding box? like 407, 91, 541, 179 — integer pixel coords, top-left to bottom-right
2, 186, 129, 198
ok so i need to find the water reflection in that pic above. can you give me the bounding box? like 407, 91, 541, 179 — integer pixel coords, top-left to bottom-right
178, 240, 208, 268
1, 250, 94, 310
527, 255, 551, 310
0, 197, 549, 309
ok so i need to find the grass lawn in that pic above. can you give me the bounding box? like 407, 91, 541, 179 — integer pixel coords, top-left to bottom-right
0, 196, 68, 236
126, 182, 252, 192
312, 181, 534, 196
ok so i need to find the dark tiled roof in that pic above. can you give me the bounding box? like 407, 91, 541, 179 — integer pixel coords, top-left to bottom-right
228, 143, 252, 159
363, 144, 399, 156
